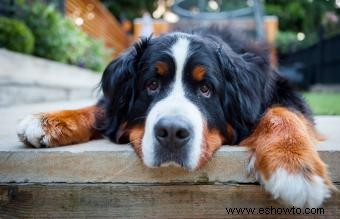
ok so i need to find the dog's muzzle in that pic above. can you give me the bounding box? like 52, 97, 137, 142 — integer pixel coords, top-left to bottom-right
141, 96, 204, 170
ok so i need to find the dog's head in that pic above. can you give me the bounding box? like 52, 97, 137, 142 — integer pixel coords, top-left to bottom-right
100, 32, 269, 170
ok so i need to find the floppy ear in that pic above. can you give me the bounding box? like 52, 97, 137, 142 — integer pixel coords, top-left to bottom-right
217, 44, 271, 142
98, 37, 149, 142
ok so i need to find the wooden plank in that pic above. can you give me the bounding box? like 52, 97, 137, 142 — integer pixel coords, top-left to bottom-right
1, 141, 340, 184
0, 183, 339, 218
65, 0, 130, 58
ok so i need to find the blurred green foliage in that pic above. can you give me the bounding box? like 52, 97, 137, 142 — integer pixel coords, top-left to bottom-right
0, 16, 34, 54
275, 31, 318, 54
15, 1, 109, 72
266, 0, 340, 54
102, 0, 157, 20
265, 0, 339, 33
275, 31, 299, 54
81, 38, 110, 72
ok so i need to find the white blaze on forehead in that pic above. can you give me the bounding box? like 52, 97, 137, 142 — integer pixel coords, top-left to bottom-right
141, 37, 204, 170
171, 37, 190, 97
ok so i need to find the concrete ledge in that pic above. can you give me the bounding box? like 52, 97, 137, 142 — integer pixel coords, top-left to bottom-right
0, 100, 340, 184
0, 49, 101, 106
0, 49, 100, 88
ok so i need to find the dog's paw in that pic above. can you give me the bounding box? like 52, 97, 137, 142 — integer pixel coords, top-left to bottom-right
263, 167, 331, 208
17, 114, 50, 148
247, 155, 331, 208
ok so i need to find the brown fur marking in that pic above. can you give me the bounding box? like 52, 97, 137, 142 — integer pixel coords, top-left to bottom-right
155, 61, 168, 76
197, 124, 224, 169
41, 105, 101, 146
128, 125, 145, 158
192, 65, 205, 81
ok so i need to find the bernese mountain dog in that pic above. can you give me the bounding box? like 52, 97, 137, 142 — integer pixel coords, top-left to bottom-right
17, 27, 334, 208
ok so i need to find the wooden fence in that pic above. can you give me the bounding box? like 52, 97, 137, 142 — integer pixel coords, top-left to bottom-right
280, 34, 340, 87
65, 0, 130, 58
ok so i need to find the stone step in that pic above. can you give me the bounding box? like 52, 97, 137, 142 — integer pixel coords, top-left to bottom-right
0, 49, 101, 106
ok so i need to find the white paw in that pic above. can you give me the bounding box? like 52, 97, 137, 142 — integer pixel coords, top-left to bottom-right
247, 154, 256, 175
263, 168, 331, 208
17, 114, 50, 148
247, 154, 263, 183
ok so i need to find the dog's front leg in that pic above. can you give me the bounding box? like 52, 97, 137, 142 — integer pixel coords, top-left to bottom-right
17, 105, 102, 148
241, 107, 334, 208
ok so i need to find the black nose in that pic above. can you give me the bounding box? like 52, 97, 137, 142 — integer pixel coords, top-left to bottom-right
154, 117, 192, 149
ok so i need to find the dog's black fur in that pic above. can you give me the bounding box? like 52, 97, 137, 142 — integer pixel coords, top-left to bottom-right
96, 27, 312, 145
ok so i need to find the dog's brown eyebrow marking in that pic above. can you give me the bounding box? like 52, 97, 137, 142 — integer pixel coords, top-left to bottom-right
155, 61, 168, 76
192, 65, 205, 81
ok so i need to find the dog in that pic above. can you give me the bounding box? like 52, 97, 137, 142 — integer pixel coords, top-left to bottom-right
17, 27, 333, 208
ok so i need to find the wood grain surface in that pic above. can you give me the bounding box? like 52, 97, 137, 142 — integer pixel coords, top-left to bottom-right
0, 183, 339, 218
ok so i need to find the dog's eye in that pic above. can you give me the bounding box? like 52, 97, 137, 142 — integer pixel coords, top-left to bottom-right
146, 80, 160, 94
199, 83, 211, 97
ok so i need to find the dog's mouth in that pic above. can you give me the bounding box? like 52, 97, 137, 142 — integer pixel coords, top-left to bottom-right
152, 149, 191, 170
159, 161, 183, 168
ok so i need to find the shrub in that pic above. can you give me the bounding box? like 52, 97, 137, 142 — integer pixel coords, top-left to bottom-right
17, 2, 109, 72
275, 31, 299, 54
81, 37, 109, 72
275, 31, 318, 55
0, 16, 34, 54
